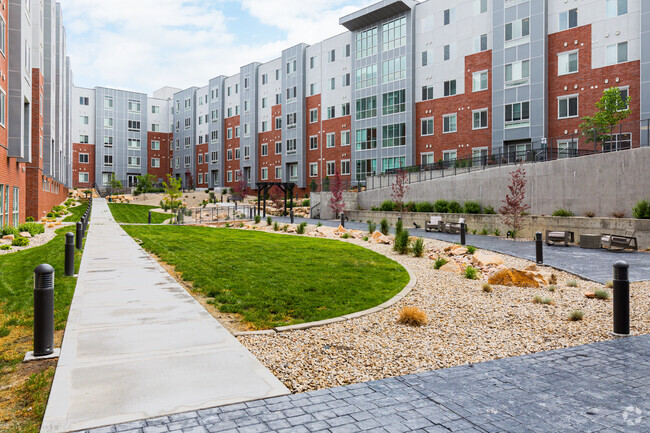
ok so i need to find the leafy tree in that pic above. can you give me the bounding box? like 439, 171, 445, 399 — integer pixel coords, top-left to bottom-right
135, 174, 156, 198
499, 166, 530, 238
328, 168, 346, 218
391, 165, 410, 217
109, 174, 123, 197
233, 170, 248, 200
163, 174, 183, 213
269, 185, 285, 211
580, 87, 631, 147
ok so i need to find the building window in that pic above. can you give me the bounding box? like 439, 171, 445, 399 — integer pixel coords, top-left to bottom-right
235, 126, 240, 138
227, 128, 232, 139
559, 8, 578, 31
422, 85, 434, 101
128, 120, 141, 131
104, 136, 113, 147
288, 164, 298, 182
286, 86, 296, 100
152, 105, 160, 114
104, 155, 113, 166
472, 71, 488, 91
79, 172, 89, 183
355, 159, 376, 181
309, 136, 318, 150
211, 131, 219, 142
557, 140, 578, 158
227, 171, 233, 183
128, 100, 141, 113
356, 128, 377, 151
309, 163, 318, 177
382, 123, 406, 148
211, 109, 219, 121
382, 157, 405, 173
326, 133, 336, 148
286, 113, 297, 129
310, 56, 317, 69
356, 27, 378, 59
341, 160, 350, 175
310, 108, 318, 123
558, 51, 578, 75
0, 91, 5, 127
444, 80, 457, 97
184, 155, 191, 167
558, 95, 578, 119
505, 60, 530, 87
151, 158, 160, 168
382, 56, 406, 83
327, 106, 335, 119
79, 153, 89, 164
473, 109, 488, 129
104, 97, 113, 109
244, 146, 250, 159
326, 161, 336, 177
211, 151, 218, 162
421, 118, 434, 136
79, 135, 89, 144
275, 117, 282, 130
341, 131, 350, 147
328, 49, 336, 63
356, 96, 377, 120
275, 166, 282, 179
505, 101, 530, 127
184, 118, 191, 129
505, 18, 530, 44
104, 118, 113, 128
235, 148, 240, 159
422, 51, 428, 66
341, 103, 350, 116
474, 34, 488, 53
244, 123, 250, 137
443, 44, 455, 61
275, 141, 282, 154
261, 143, 268, 156
607, 42, 628, 65
184, 137, 191, 148
261, 167, 268, 180
227, 149, 233, 160
198, 153, 203, 165
382, 16, 406, 51
443, 114, 457, 133
286, 139, 297, 154
80, 115, 89, 124
342, 73, 351, 88
356, 65, 378, 89
382, 90, 406, 115
443, 150, 457, 163
474, 0, 487, 14
128, 157, 141, 168
606, 0, 627, 17
262, 121, 268, 132
444, 8, 456, 25
421, 153, 434, 166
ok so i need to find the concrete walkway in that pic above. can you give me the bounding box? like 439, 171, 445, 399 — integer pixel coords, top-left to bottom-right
273, 217, 650, 283
41, 199, 288, 433
79, 334, 650, 433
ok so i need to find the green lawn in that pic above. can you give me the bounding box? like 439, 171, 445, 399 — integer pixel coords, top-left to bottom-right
108, 203, 171, 224
62, 203, 88, 222
122, 226, 409, 329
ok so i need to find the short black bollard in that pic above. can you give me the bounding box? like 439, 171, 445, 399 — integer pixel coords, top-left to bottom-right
65, 233, 75, 276
75, 222, 83, 250
460, 223, 466, 245
535, 232, 543, 264
340, 213, 345, 228
612, 261, 630, 335
33, 264, 55, 357
82, 216, 87, 237
148, 211, 152, 225
290, 210, 294, 224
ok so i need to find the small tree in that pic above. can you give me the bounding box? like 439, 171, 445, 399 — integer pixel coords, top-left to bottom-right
328, 168, 346, 218
135, 174, 156, 198
499, 165, 530, 238
580, 87, 631, 147
162, 174, 183, 213
391, 165, 410, 217
109, 174, 123, 197
269, 185, 284, 211
233, 171, 248, 200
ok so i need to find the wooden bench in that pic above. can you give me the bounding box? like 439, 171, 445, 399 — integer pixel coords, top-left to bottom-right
601, 230, 638, 251
545, 230, 574, 246
425, 216, 442, 232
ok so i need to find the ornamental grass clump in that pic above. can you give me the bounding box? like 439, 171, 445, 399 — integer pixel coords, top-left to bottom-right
367, 220, 377, 234
296, 222, 307, 235
395, 219, 404, 236
482, 283, 493, 293
254, 215, 261, 224
569, 310, 584, 321
273, 222, 280, 231
393, 229, 410, 255
594, 290, 610, 300
466, 245, 477, 254
533, 295, 553, 305
266, 216, 272, 226
566, 280, 578, 287
433, 256, 448, 270
464, 265, 478, 280
397, 306, 428, 327
341, 233, 350, 239
412, 238, 425, 257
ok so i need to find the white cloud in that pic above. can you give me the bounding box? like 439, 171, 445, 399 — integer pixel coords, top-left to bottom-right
59, 0, 373, 95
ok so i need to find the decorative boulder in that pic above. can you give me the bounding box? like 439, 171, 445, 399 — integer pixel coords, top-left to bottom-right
19, 231, 32, 238
448, 245, 468, 256
488, 268, 548, 288
472, 252, 504, 267
440, 260, 463, 274
2, 234, 14, 241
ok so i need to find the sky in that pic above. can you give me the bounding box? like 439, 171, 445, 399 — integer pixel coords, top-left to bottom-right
59, 0, 376, 95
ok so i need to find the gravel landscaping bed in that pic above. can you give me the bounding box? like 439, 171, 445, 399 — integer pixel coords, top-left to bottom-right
236, 229, 650, 393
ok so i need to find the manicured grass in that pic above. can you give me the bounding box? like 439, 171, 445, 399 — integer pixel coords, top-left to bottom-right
62, 202, 88, 222
108, 203, 171, 224
123, 225, 410, 329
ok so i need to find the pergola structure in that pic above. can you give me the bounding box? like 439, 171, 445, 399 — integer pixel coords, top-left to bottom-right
255, 182, 296, 217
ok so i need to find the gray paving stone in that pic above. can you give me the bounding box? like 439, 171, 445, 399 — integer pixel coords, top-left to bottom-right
204, 421, 237, 432
143, 425, 169, 433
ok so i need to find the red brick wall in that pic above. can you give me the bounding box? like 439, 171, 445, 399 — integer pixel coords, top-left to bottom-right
223, 115, 240, 189
148, 132, 172, 183
547, 24, 641, 149
415, 50, 492, 164
257, 105, 282, 182
195, 143, 209, 188
72, 143, 95, 188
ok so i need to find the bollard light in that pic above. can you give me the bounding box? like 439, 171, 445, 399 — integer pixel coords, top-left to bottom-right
612, 261, 630, 335
33, 264, 55, 357
75, 222, 83, 250
340, 213, 345, 228
535, 232, 543, 264
290, 210, 294, 224
460, 223, 466, 246
65, 233, 75, 276
148, 211, 152, 225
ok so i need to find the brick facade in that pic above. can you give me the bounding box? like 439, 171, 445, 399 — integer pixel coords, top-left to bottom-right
257, 105, 282, 183
223, 115, 240, 189
72, 143, 96, 188
147, 132, 172, 183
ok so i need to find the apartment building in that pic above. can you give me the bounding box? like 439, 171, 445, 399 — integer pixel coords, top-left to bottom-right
0, 0, 72, 225
74, 0, 649, 194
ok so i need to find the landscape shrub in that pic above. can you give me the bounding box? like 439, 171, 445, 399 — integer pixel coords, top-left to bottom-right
282, 224, 289, 232
632, 200, 650, 219
25, 216, 35, 222
341, 233, 350, 239
302, 199, 310, 207
297, 222, 307, 235
494, 229, 501, 236
380, 218, 390, 235
379, 200, 395, 212
483, 205, 496, 214
448, 201, 462, 214
404, 201, 417, 213
1, 226, 19, 236
433, 256, 448, 269
464, 266, 478, 280
363, 236, 369, 241
254, 215, 261, 224
395, 219, 403, 236
46, 212, 55, 218
397, 306, 427, 327
273, 222, 279, 231
594, 290, 610, 300
566, 279, 578, 287
393, 229, 410, 255
415, 201, 434, 213
552, 208, 574, 217
480, 228, 488, 235
466, 245, 477, 254
11, 237, 30, 247
52, 205, 66, 213
533, 295, 553, 305
367, 220, 377, 233
584, 210, 596, 218
482, 283, 493, 293
569, 310, 584, 321
611, 211, 625, 218
433, 199, 449, 213
0, 245, 10, 250
18, 223, 45, 236
267, 216, 272, 226
463, 201, 482, 214
412, 238, 424, 257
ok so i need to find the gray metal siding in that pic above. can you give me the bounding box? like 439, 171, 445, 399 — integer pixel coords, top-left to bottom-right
208, 77, 226, 188
172, 87, 198, 188
281, 44, 308, 187
239, 63, 261, 187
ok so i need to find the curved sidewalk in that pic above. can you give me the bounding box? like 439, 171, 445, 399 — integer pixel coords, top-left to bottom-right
41, 199, 288, 433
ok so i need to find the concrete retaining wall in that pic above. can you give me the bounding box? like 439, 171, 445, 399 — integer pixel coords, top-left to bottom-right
359, 147, 650, 218
310, 192, 359, 220
346, 210, 650, 250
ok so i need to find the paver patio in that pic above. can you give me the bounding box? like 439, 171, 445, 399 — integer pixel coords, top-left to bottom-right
40, 199, 289, 433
